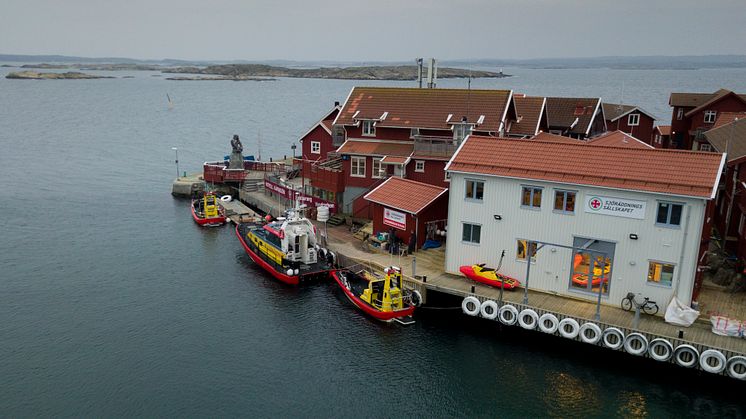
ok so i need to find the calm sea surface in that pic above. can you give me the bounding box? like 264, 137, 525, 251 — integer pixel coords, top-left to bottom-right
1, 65, 746, 417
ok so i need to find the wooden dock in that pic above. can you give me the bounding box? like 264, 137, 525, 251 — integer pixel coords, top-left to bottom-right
219, 198, 261, 224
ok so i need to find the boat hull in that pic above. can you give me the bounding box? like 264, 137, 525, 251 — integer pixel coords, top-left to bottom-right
459, 265, 519, 290
235, 224, 299, 285
331, 270, 415, 322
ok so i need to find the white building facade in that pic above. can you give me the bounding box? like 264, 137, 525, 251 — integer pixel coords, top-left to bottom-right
444, 136, 724, 308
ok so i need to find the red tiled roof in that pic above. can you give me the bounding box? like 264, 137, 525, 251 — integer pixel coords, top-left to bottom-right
333, 87, 512, 132
336, 140, 413, 157
510, 95, 545, 136
364, 177, 448, 215
545, 97, 601, 135
656, 125, 671, 136
446, 136, 724, 199
587, 130, 653, 149
712, 112, 746, 129
531, 132, 585, 144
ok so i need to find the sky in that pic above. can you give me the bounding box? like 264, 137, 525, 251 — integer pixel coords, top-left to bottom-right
1, 0, 744, 62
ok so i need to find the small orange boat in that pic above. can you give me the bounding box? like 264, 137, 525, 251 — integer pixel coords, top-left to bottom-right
459, 264, 520, 290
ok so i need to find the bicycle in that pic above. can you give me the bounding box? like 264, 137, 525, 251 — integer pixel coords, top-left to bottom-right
621, 292, 659, 315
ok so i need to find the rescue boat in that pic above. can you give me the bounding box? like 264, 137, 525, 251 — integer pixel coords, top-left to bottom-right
331, 266, 419, 324
234, 205, 334, 285
571, 254, 609, 286
191, 192, 227, 226
459, 264, 520, 290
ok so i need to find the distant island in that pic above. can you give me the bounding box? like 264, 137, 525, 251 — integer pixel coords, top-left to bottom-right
6, 71, 114, 80
20, 63, 163, 71
162, 64, 507, 80
165, 75, 276, 81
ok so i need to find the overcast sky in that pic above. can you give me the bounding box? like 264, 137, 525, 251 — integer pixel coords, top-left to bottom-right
1, 0, 744, 61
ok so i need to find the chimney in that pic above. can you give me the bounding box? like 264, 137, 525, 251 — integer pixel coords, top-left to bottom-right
334, 101, 340, 107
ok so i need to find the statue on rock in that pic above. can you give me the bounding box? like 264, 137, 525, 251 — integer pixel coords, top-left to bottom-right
228, 134, 244, 169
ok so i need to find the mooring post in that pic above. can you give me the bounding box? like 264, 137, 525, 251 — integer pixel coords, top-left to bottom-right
412, 256, 416, 278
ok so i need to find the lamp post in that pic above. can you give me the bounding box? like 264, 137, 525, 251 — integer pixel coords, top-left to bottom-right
291, 143, 297, 160
171, 147, 179, 179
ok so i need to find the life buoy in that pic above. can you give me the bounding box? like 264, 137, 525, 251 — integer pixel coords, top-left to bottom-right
558, 318, 580, 339
579, 322, 602, 344
518, 309, 538, 330
498, 305, 519, 325
623, 333, 648, 356
538, 313, 559, 334
699, 349, 727, 374
480, 300, 499, 320
220, 195, 232, 202
602, 327, 625, 350
410, 290, 423, 307
648, 338, 674, 362
674, 344, 699, 368
726, 356, 746, 380
462, 296, 481, 316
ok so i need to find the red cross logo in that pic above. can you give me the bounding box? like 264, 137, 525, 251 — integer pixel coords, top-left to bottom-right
589, 198, 602, 210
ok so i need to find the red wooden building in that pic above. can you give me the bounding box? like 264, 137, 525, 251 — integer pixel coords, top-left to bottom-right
297, 103, 344, 210
602, 103, 656, 146
668, 89, 746, 150
653, 125, 670, 148
545, 97, 606, 139
363, 177, 448, 250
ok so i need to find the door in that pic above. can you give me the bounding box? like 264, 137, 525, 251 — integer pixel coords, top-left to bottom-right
570, 237, 614, 295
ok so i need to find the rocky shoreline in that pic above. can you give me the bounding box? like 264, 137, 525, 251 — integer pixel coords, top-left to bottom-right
6, 71, 115, 80
165, 75, 276, 81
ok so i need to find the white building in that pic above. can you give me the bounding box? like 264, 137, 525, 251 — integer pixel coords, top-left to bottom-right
444, 136, 724, 307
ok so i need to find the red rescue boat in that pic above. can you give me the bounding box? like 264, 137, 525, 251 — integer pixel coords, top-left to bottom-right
331, 266, 419, 324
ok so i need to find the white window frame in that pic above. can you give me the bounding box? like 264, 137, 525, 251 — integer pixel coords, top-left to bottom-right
655, 201, 684, 228
647, 260, 675, 288
350, 156, 366, 178
444, 171, 451, 182
704, 110, 717, 124
310, 141, 321, 154
414, 160, 425, 173
462, 223, 481, 245
521, 185, 543, 209
362, 120, 376, 136
371, 157, 384, 179
699, 143, 713, 152
627, 113, 640, 126
465, 179, 485, 201
676, 108, 684, 120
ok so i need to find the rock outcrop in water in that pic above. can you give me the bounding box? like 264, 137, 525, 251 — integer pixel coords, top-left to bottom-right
6, 71, 114, 80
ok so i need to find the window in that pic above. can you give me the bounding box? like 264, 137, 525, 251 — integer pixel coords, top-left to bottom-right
414, 160, 425, 173
627, 113, 640, 126
410, 128, 420, 139
521, 186, 542, 208
372, 157, 384, 178
571, 238, 614, 295
350, 156, 366, 177
465, 179, 484, 201
445, 171, 451, 182
656, 201, 683, 227
310, 141, 321, 154
704, 110, 717, 124
462, 223, 481, 244
655, 134, 661, 144
700, 143, 713, 152
517, 240, 537, 262
648, 261, 675, 287
554, 190, 576, 213
453, 123, 474, 141
676, 108, 684, 120
362, 120, 376, 136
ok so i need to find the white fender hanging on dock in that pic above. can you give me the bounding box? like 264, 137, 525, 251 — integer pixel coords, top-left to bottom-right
480, 300, 498, 320
220, 195, 232, 202
538, 313, 559, 334
623, 333, 649, 356
518, 309, 538, 330
462, 296, 481, 316
579, 322, 602, 344
558, 318, 580, 339
726, 356, 746, 380
602, 327, 625, 350
699, 349, 727, 374
674, 344, 699, 368
648, 338, 674, 362
498, 305, 519, 326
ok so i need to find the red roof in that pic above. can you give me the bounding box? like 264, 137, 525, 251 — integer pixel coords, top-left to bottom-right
510, 95, 546, 136
446, 136, 724, 199
531, 132, 585, 144
333, 87, 513, 132
364, 177, 448, 215
712, 112, 746, 129
336, 140, 413, 157
587, 131, 653, 149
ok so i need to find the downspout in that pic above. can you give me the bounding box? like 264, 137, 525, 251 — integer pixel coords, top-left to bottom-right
674, 205, 691, 301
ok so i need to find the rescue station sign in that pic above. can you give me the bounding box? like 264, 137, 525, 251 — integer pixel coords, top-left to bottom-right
584, 195, 646, 220
383, 208, 407, 230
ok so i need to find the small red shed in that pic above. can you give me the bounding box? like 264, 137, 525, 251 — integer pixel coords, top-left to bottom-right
364, 177, 449, 250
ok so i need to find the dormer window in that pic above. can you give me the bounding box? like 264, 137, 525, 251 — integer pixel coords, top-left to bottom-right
362, 120, 376, 136
453, 123, 474, 142
704, 110, 717, 124
628, 113, 640, 126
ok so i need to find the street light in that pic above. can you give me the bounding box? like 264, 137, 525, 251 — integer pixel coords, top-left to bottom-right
171, 147, 179, 179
